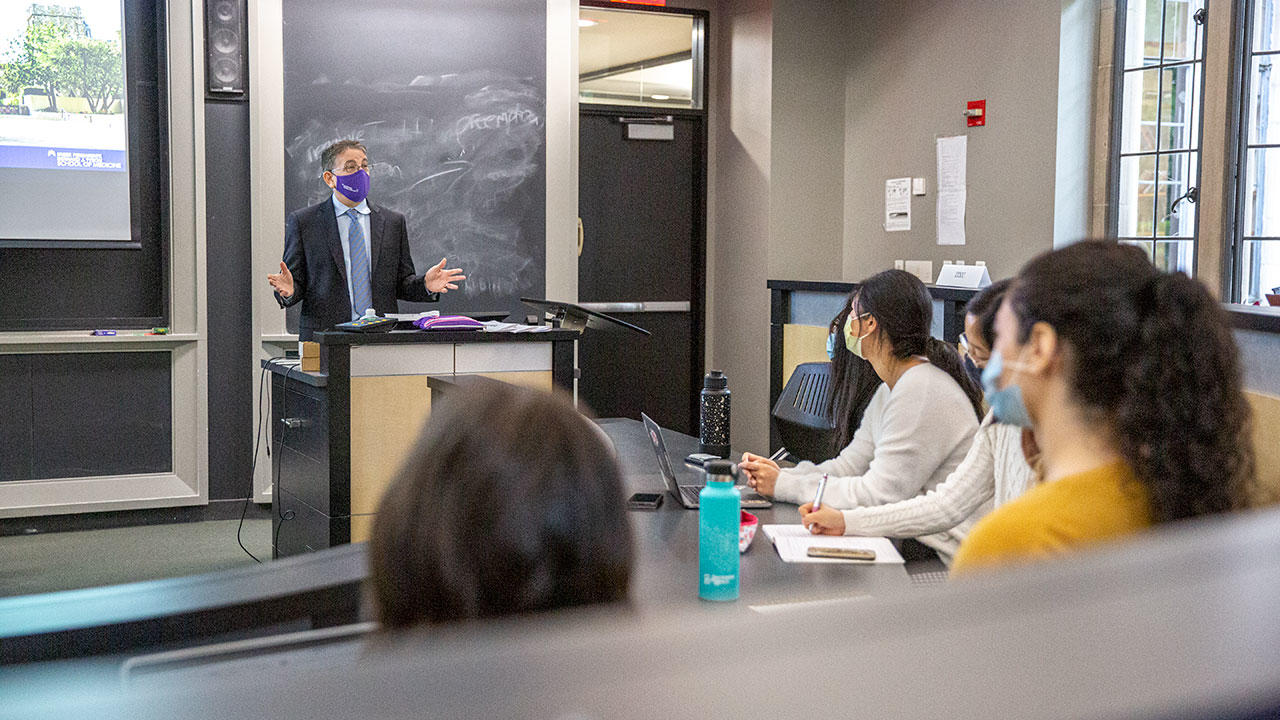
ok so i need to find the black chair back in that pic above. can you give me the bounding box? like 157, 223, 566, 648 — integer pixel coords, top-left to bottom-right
771, 362, 835, 463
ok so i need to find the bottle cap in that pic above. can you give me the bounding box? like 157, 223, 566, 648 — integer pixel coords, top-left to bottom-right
705, 459, 737, 478
703, 370, 728, 390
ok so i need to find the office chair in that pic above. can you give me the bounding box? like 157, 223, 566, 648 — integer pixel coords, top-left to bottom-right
771, 362, 836, 463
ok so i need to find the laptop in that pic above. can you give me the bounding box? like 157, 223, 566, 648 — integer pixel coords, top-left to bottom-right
640, 413, 772, 509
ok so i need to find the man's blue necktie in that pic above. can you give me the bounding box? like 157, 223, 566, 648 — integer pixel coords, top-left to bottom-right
346, 208, 372, 319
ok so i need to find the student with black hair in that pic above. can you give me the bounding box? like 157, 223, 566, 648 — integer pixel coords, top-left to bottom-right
741, 269, 983, 558
952, 241, 1255, 574
823, 294, 883, 457
368, 382, 632, 628
797, 280, 1038, 564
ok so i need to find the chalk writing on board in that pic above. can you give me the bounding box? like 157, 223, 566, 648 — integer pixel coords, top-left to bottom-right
284, 70, 546, 314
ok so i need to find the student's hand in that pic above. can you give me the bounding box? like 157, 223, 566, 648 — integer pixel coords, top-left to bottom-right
424, 257, 466, 293
739, 452, 780, 496
268, 261, 294, 298
799, 503, 845, 535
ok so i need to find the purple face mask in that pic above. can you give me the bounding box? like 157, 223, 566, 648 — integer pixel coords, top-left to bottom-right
332, 168, 370, 204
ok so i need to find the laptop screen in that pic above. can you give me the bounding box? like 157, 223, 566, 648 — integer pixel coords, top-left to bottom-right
640, 413, 680, 495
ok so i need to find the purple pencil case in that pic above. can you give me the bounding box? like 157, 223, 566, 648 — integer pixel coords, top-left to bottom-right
413, 315, 484, 331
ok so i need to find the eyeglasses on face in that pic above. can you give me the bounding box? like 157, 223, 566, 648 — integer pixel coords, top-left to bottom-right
331, 160, 370, 174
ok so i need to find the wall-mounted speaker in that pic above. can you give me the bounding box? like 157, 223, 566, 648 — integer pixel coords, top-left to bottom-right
205, 0, 247, 98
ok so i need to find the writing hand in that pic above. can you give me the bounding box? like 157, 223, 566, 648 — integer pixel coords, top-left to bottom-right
799, 503, 845, 535
425, 257, 466, 293
268, 261, 294, 298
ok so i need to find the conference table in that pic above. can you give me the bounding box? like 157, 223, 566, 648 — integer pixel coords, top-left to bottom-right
597, 417, 913, 610
0, 407, 916, 667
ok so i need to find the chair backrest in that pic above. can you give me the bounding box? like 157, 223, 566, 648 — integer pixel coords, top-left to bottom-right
1246, 390, 1280, 507
0, 542, 367, 665
771, 362, 835, 462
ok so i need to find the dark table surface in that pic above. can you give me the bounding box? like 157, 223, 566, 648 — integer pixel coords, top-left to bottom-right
598, 418, 913, 611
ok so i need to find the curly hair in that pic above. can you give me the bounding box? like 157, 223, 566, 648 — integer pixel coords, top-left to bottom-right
1008, 240, 1255, 522
854, 269, 984, 419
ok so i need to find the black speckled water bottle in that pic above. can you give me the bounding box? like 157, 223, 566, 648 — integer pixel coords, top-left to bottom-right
699, 370, 731, 458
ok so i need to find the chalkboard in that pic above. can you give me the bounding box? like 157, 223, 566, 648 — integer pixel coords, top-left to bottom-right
282, 0, 546, 322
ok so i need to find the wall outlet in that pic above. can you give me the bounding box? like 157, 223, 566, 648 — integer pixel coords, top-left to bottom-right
894, 259, 905, 270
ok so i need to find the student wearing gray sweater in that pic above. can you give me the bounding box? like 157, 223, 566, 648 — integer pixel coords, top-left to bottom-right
794, 280, 1038, 564
742, 269, 985, 559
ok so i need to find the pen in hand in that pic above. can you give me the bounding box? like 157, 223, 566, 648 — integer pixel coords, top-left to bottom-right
768, 446, 787, 463
809, 473, 828, 534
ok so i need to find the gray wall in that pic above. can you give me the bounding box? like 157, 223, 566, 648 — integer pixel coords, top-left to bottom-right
769, 0, 848, 280
842, 0, 1064, 283
708, 0, 775, 453
706, 0, 1084, 451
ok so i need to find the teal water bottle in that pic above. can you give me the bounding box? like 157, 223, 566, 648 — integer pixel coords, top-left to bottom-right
699, 460, 741, 601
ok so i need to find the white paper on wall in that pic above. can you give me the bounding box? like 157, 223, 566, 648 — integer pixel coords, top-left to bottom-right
884, 177, 911, 232
936, 135, 967, 246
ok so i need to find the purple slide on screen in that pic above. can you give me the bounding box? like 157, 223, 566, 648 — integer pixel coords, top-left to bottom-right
0, 145, 126, 172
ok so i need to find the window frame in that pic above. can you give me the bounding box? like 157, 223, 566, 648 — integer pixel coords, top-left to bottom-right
578, 0, 708, 111
1107, 0, 1210, 275
1227, 0, 1280, 302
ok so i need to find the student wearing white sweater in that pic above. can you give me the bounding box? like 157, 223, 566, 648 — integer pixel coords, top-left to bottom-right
741, 269, 985, 558
799, 280, 1039, 563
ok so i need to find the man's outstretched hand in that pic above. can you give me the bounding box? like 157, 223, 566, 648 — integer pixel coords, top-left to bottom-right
424, 257, 466, 293
268, 261, 294, 298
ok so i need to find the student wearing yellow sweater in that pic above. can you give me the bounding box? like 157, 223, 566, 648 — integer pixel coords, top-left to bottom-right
951, 241, 1255, 575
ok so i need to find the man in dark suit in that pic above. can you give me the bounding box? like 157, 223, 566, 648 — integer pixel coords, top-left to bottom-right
266, 139, 465, 340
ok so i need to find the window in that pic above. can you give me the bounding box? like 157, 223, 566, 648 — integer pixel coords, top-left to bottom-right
1111, 0, 1207, 274
1234, 0, 1280, 302
579, 5, 704, 109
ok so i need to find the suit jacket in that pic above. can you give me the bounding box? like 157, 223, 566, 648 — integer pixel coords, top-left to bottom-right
276, 199, 438, 340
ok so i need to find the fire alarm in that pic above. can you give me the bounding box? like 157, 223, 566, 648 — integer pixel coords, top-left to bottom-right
965, 100, 986, 127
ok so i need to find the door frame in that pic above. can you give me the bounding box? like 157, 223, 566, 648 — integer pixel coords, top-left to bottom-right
578, 2, 710, 432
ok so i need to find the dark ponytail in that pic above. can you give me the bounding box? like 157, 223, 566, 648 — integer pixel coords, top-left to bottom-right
826, 293, 883, 454
854, 269, 984, 419
1010, 240, 1255, 522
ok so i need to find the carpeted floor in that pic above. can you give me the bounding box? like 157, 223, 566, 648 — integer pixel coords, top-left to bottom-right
0, 519, 272, 598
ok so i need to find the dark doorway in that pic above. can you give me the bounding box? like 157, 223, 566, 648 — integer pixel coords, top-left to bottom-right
576, 4, 708, 435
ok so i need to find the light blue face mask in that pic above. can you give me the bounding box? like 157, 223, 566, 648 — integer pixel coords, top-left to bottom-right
826, 331, 837, 360
980, 350, 1034, 428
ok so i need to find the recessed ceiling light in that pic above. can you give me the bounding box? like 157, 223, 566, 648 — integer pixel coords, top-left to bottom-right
579, 18, 599, 27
